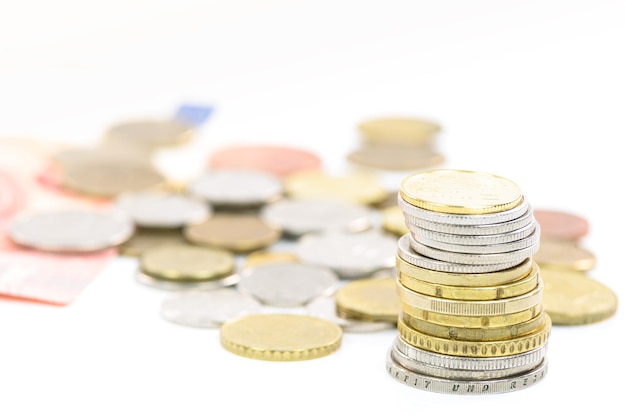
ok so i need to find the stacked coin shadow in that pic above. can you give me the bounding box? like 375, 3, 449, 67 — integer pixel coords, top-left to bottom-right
389, 174, 551, 395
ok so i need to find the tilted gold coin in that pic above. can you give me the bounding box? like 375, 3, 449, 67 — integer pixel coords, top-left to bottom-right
357, 116, 441, 145
118, 227, 188, 257
541, 268, 618, 325
220, 314, 343, 361
103, 118, 194, 149
381, 205, 409, 237
402, 304, 543, 328
140, 244, 235, 281
347, 144, 445, 171
400, 169, 524, 215
283, 170, 388, 206
533, 238, 596, 271
398, 313, 551, 358
335, 277, 402, 323
398, 261, 540, 301
184, 214, 281, 253
244, 250, 299, 268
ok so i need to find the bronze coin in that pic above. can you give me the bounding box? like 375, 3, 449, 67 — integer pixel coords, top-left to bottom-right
533, 208, 590, 241
533, 238, 596, 271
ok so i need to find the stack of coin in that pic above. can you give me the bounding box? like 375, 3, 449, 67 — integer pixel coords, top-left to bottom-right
389, 169, 550, 395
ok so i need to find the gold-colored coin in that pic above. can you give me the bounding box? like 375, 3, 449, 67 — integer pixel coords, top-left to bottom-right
398, 313, 551, 358
283, 170, 388, 206
398, 262, 539, 301
541, 268, 618, 325
220, 313, 343, 361
381, 205, 409, 237
103, 118, 194, 149
400, 169, 524, 215
244, 250, 299, 268
401, 310, 547, 341
118, 228, 188, 257
140, 244, 235, 281
347, 144, 445, 171
402, 304, 543, 328
335, 277, 402, 323
184, 214, 281, 253
357, 116, 441, 145
533, 238, 596, 271
396, 255, 533, 287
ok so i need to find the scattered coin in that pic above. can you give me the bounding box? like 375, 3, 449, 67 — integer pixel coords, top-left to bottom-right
8, 208, 134, 252
381, 205, 409, 237
160, 288, 262, 328
244, 250, 299, 268
306, 295, 396, 333
237, 262, 340, 307
117, 227, 189, 257
102, 118, 195, 149
533, 208, 590, 241
540, 268, 618, 325
135, 270, 240, 291
220, 313, 343, 361
335, 276, 401, 323
357, 116, 441, 145
207, 144, 323, 178
184, 214, 281, 253
533, 238, 596, 271
347, 144, 445, 171
139, 244, 235, 281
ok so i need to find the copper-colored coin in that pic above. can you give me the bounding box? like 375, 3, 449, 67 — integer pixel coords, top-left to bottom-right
533, 238, 596, 271
347, 144, 445, 171
118, 227, 189, 257
103, 118, 195, 149
541, 268, 618, 325
357, 116, 441, 145
533, 208, 590, 241
207, 144, 322, 178
184, 214, 281, 253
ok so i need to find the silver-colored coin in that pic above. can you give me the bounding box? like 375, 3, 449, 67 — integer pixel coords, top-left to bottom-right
411, 219, 537, 246
116, 191, 211, 228
260, 198, 373, 237
390, 344, 544, 381
398, 194, 531, 226
237, 262, 340, 307
135, 271, 240, 291
386, 348, 548, 395
413, 222, 540, 254
187, 169, 283, 207
393, 336, 547, 372
295, 230, 397, 278
409, 235, 539, 265
404, 209, 535, 236
8, 208, 134, 252
160, 287, 262, 328
306, 295, 396, 333
397, 234, 524, 273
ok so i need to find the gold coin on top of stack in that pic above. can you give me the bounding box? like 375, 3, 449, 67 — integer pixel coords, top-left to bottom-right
386, 168, 549, 395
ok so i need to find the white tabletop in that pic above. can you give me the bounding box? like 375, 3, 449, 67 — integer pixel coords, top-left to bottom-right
1, 1, 624, 416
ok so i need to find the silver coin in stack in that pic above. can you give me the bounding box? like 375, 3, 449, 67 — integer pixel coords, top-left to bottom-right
8, 208, 134, 252
306, 295, 396, 333
411, 219, 537, 246
135, 271, 240, 291
186, 169, 283, 208
237, 262, 340, 307
160, 288, 262, 328
260, 198, 373, 237
116, 190, 211, 228
295, 230, 397, 279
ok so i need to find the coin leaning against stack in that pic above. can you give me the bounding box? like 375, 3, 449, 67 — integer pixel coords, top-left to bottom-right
388, 169, 550, 395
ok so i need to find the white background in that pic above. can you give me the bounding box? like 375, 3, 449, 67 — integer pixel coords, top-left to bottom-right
0, 1, 624, 416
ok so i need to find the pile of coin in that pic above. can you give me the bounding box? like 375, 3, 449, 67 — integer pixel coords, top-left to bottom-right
389, 169, 550, 394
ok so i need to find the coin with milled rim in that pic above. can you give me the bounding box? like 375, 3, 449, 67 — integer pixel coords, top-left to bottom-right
220, 313, 343, 361
140, 244, 235, 281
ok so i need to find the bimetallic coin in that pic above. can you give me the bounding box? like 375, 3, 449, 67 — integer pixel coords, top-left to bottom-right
334, 277, 401, 323
186, 169, 283, 208
140, 244, 235, 281
103, 118, 194, 149
357, 116, 441, 145
533, 208, 590, 241
541, 268, 618, 325
115, 191, 210, 228
295, 230, 397, 278
260, 198, 373, 237
347, 144, 445, 171
160, 288, 262, 328
400, 169, 524, 215
8, 208, 134, 252
118, 227, 188, 257
220, 314, 343, 361
244, 250, 299, 268
306, 295, 396, 333
237, 262, 340, 307
386, 349, 548, 395
184, 214, 281, 253
381, 205, 409, 237
533, 238, 596, 271
135, 271, 239, 291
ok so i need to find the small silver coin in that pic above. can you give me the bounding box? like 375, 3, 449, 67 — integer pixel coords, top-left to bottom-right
295, 230, 397, 278
260, 198, 373, 237
237, 262, 340, 307
410, 220, 537, 246
8, 208, 134, 252
306, 295, 396, 333
187, 169, 283, 208
404, 209, 535, 236
160, 287, 262, 328
116, 191, 211, 228
135, 271, 240, 291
